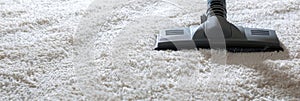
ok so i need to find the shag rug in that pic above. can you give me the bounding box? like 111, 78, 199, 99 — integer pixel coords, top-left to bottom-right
0, 0, 300, 100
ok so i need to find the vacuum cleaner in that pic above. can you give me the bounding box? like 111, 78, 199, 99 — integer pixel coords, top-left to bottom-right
154, 0, 283, 52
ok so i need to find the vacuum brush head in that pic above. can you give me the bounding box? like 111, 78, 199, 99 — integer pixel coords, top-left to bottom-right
154, 0, 283, 52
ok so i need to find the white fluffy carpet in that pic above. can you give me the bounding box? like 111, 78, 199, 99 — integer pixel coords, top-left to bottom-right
1, 0, 300, 100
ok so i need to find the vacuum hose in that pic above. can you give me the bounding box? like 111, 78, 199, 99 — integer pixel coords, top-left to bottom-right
207, 0, 227, 19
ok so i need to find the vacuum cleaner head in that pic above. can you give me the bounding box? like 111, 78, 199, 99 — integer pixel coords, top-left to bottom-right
154, 0, 283, 52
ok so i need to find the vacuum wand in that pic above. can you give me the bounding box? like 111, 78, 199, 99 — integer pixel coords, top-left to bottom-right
207, 0, 227, 18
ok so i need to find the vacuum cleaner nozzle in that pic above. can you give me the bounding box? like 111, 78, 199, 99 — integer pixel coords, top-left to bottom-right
154, 0, 283, 52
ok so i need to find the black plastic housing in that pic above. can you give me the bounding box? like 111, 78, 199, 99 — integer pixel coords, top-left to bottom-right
154, 0, 283, 52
